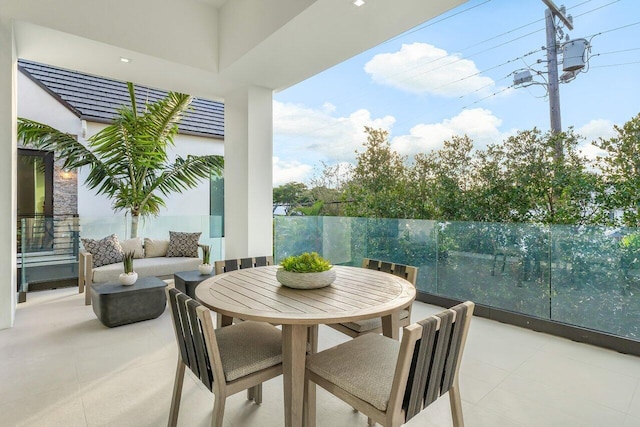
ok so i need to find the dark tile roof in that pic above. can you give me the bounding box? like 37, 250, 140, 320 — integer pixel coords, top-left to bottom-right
18, 60, 224, 139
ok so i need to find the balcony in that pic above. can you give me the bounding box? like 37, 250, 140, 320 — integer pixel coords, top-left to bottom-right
7, 215, 639, 425
2, 284, 639, 426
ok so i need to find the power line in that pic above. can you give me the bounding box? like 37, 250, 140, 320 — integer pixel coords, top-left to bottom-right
382, 0, 493, 46
591, 60, 640, 68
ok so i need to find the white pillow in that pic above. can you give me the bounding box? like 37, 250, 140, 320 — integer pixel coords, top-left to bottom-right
144, 238, 169, 258
120, 237, 145, 259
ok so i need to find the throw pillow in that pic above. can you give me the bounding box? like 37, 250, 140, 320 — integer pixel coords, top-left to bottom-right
81, 234, 124, 268
144, 238, 170, 258
166, 231, 201, 258
120, 237, 145, 259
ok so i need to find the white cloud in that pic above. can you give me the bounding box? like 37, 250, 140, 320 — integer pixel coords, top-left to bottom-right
272, 157, 313, 186
364, 43, 496, 97
273, 100, 395, 163
576, 119, 616, 160
390, 108, 508, 156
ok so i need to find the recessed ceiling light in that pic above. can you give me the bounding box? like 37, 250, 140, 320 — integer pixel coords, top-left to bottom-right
353, 0, 365, 6
120, 57, 131, 63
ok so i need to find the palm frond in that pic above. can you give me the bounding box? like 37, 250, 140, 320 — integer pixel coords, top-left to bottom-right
17, 118, 99, 170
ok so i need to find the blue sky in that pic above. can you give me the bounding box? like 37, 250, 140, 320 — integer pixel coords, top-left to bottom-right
272, 0, 640, 185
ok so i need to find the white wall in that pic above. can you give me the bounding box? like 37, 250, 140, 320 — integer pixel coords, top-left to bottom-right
17, 72, 224, 221
0, 17, 17, 330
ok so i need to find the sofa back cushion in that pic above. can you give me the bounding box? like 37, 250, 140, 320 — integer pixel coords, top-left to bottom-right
81, 234, 124, 268
121, 237, 145, 259
144, 238, 170, 258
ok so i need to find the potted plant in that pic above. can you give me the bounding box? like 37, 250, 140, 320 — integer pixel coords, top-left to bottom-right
199, 245, 213, 275
119, 251, 138, 285
276, 252, 335, 289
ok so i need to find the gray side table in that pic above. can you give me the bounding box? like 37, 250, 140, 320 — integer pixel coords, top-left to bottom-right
174, 270, 214, 298
90, 276, 167, 327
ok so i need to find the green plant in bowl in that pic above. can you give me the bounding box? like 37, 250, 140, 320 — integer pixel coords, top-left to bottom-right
277, 252, 335, 289
280, 252, 332, 273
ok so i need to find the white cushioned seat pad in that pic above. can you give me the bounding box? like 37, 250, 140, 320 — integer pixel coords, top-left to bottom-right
306, 333, 399, 411
339, 309, 410, 333
215, 321, 283, 381
92, 257, 201, 283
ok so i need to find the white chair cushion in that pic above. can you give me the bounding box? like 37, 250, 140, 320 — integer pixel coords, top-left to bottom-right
216, 321, 283, 381
92, 257, 201, 283
306, 333, 399, 411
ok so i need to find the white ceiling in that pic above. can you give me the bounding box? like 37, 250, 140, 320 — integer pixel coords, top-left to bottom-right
4, 0, 467, 101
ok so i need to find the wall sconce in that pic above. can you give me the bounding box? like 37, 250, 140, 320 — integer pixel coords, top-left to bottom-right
60, 170, 74, 179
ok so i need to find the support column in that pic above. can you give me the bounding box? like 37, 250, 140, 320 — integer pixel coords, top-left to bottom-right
0, 17, 17, 329
223, 86, 273, 258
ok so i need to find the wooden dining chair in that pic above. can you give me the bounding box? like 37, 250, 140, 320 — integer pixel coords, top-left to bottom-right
214, 256, 274, 274
305, 301, 474, 427
327, 258, 418, 338
166, 288, 283, 427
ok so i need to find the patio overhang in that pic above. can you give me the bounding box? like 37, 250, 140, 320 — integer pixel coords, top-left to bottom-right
0, 0, 467, 329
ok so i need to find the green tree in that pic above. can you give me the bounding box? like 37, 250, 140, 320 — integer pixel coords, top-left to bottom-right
343, 127, 409, 218
409, 135, 478, 220
476, 128, 604, 224
17, 83, 223, 237
273, 182, 312, 214
595, 113, 640, 226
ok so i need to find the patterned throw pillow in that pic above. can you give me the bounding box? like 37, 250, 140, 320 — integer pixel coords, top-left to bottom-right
166, 231, 201, 258
81, 234, 124, 268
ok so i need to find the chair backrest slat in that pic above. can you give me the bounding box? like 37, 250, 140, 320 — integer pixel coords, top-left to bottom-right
402, 302, 473, 423
176, 293, 200, 378
380, 261, 394, 274
168, 288, 189, 364
441, 303, 469, 392
424, 310, 453, 406
224, 259, 239, 272
187, 299, 214, 390
240, 257, 253, 269
404, 316, 438, 419
254, 256, 269, 267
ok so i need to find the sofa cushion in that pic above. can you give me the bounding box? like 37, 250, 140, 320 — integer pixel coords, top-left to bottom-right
82, 234, 124, 268
166, 231, 201, 257
92, 257, 202, 283
120, 237, 145, 259
144, 238, 169, 258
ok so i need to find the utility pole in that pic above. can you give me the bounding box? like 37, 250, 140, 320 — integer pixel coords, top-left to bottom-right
541, 0, 573, 159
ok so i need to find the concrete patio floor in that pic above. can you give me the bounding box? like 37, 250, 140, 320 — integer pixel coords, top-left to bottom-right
1, 286, 639, 427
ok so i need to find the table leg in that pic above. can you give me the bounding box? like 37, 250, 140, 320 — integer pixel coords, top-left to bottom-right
283, 324, 308, 427
304, 325, 318, 427
381, 312, 400, 340
216, 313, 233, 328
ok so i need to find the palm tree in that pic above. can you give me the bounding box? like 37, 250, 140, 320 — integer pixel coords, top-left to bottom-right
17, 82, 224, 237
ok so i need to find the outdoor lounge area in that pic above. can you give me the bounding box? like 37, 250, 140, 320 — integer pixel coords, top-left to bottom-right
1, 285, 639, 426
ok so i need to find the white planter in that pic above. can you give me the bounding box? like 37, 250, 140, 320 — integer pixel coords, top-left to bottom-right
276, 268, 336, 289
119, 272, 138, 286
199, 263, 214, 275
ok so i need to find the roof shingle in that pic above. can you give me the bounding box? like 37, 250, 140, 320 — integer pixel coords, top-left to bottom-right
18, 60, 224, 139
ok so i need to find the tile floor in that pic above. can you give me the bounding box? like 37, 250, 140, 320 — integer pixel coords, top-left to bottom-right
1, 286, 639, 427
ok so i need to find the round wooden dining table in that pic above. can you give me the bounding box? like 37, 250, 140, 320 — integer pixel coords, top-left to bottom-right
195, 265, 416, 427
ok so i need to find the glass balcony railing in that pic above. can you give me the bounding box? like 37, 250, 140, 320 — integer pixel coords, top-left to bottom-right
274, 216, 640, 342
18, 215, 224, 293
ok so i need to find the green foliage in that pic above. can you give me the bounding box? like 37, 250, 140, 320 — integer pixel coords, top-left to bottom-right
280, 252, 331, 273
343, 127, 409, 218
123, 251, 135, 274
201, 245, 211, 265
18, 82, 223, 237
595, 113, 640, 227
